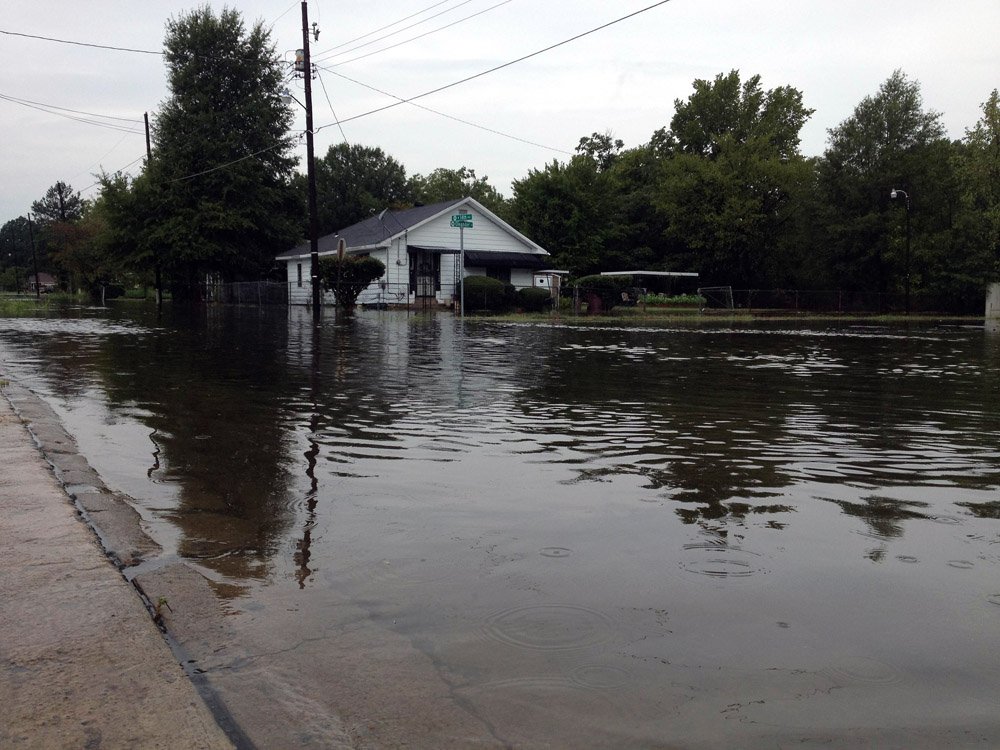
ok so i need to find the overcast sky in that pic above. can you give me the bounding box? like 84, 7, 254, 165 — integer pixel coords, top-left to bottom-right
2, 0, 998, 222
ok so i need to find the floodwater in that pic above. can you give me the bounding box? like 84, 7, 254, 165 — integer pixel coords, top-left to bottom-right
2, 305, 1000, 748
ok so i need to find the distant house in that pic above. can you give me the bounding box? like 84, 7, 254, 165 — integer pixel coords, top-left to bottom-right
26, 272, 58, 294
276, 197, 549, 307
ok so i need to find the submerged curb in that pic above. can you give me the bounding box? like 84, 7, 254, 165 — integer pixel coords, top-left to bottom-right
0, 378, 236, 750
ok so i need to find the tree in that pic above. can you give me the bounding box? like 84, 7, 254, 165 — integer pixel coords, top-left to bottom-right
30, 182, 85, 224
510, 155, 614, 275
817, 70, 950, 299
955, 89, 1000, 281
653, 70, 815, 286
146, 6, 301, 296
409, 167, 508, 216
668, 70, 812, 161
318, 255, 385, 309
307, 143, 412, 234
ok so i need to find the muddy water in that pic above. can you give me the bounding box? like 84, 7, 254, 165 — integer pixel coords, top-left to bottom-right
2, 305, 1000, 747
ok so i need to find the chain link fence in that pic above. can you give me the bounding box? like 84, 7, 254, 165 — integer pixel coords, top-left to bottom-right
201, 281, 289, 306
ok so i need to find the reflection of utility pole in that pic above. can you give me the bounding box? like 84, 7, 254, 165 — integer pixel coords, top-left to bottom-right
301, 2, 321, 321
145, 112, 163, 312
295, 319, 321, 588
26, 214, 40, 298
890, 188, 911, 315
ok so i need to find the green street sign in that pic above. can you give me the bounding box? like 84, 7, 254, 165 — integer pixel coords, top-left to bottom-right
454, 213, 472, 221
450, 219, 473, 228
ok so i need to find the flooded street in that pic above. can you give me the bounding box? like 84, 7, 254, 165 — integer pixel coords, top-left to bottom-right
2, 305, 999, 748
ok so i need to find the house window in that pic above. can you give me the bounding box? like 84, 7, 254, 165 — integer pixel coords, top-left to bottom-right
486, 267, 511, 284
296, 263, 303, 288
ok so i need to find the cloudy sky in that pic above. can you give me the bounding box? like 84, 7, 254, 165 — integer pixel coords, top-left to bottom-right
1, 0, 997, 222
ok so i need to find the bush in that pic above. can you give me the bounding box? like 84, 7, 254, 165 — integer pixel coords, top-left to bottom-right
462, 275, 514, 312
516, 286, 551, 312
642, 293, 707, 306
319, 255, 386, 309
574, 274, 625, 312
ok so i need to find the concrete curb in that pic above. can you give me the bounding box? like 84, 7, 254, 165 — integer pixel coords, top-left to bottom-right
0, 380, 237, 749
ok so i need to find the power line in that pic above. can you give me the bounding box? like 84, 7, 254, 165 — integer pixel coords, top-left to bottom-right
78, 155, 148, 195
315, 0, 455, 54
166, 143, 288, 183
316, 71, 349, 144
0, 28, 161, 55
0, 93, 144, 135
0, 92, 143, 123
316, 0, 674, 130
317, 65, 571, 154
314, 0, 478, 63
314, 0, 513, 68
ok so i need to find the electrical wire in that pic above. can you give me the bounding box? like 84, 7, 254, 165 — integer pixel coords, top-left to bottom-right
316, 0, 513, 68
0, 92, 143, 123
316, 71, 349, 144
314, 0, 477, 63
166, 143, 288, 183
317, 65, 570, 154
0, 93, 144, 135
315, 0, 455, 54
78, 154, 148, 195
316, 0, 674, 130
0, 28, 161, 55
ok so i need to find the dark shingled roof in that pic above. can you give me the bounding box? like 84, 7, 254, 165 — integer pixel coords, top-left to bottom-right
277, 199, 464, 259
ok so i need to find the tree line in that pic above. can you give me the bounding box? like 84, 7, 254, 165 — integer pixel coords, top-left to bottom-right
1, 7, 997, 311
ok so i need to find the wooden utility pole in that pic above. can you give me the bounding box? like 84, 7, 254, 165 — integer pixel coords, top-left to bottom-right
25, 214, 41, 298
301, 1, 320, 320
145, 112, 163, 311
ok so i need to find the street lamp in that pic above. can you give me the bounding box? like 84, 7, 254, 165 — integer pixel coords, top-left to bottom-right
890, 188, 911, 315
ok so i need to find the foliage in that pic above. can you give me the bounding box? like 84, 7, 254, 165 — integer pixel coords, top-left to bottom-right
143, 6, 301, 295
318, 255, 385, 309
955, 89, 1000, 281
462, 275, 514, 312
306, 143, 412, 234
642, 293, 707, 306
409, 167, 508, 216
574, 274, 625, 311
516, 286, 551, 312
30, 182, 85, 224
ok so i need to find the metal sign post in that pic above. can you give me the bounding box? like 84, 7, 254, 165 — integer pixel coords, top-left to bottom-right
450, 213, 473, 318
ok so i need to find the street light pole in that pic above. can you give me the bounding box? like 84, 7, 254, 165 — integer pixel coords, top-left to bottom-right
301, 1, 320, 321
890, 188, 911, 315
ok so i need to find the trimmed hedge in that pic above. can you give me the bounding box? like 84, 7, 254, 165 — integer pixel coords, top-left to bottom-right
462, 275, 514, 312
517, 286, 552, 312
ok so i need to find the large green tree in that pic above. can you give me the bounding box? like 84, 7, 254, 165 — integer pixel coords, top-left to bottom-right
653, 70, 815, 286
409, 167, 508, 216
817, 70, 949, 300
955, 89, 1000, 282
306, 143, 412, 234
146, 6, 300, 294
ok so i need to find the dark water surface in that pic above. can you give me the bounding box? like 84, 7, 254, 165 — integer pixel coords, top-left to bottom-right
2, 305, 1000, 747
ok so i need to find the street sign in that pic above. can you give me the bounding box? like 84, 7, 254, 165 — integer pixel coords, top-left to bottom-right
455, 213, 472, 220
450, 219, 473, 228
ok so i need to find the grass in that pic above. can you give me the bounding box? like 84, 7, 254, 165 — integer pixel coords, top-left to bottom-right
482, 306, 985, 325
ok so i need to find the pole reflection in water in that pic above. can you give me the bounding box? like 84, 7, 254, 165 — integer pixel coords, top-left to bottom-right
1, 307, 999, 748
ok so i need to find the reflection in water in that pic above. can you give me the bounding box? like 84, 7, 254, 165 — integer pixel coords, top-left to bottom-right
2, 308, 1000, 746
822, 495, 930, 539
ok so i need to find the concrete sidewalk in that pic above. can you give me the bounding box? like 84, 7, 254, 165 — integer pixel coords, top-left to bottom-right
0, 388, 234, 749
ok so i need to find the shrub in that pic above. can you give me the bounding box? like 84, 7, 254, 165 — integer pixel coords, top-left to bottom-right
319, 255, 386, 309
516, 286, 552, 312
462, 275, 514, 312
642, 293, 707, 307
574, 274, 625, 312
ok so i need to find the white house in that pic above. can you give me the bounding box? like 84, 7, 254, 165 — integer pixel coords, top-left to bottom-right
277, 197, 549, 307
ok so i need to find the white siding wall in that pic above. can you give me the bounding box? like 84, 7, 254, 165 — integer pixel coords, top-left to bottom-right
408, 204, 535, 253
